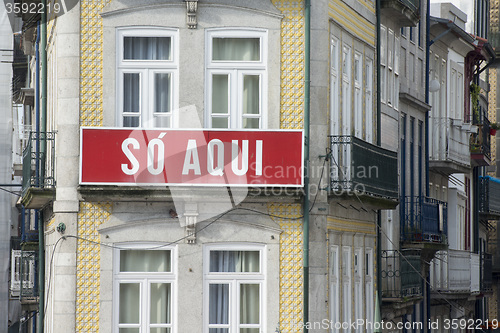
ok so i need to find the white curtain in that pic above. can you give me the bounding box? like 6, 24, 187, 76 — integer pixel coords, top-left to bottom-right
150, 283, 171, 325
212, 74, 229, 128
212, 38, 259, 61
154, 73, 171, 128
209, 251, 260, 332
123, 73, 140, 127
120, 250, 171, 272
242, 75, 260, 129
119, 283, 140, 325
124, 37, 171, 60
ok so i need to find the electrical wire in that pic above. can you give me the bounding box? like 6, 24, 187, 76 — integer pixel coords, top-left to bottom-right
44, 236, 66, 318
0, 186, 22, 197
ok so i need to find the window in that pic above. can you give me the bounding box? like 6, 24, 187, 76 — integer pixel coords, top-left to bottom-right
330, 37, 340, 136
114, 246, 176, 333
10, 250, 21, 296
354, 248, 363, 333
330, 246, 340, 333
342, 45, 352, 135
380, 26, 387, 104
354, 52, 363, 138
342, 246, 352, 332
365, 58, 373, 143
204, 244, 265, 333
117, 28, 178, 128
365, 249, 374, 333
206, 29, 267, 129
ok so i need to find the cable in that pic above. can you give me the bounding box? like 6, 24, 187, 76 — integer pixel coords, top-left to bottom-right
309, 156, 328, 213
0, 186, 22, 197
44, 236, 66, 318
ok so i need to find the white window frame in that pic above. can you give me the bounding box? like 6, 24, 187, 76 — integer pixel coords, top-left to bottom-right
116, 27, 179, 128
330, 245, 340, 333
10, 250, 21, 296
365, 58, 373, 143
354, 52, 363, 139
342, 44, 352, 136
354, 248, 363, 333
203, 243, 266, 333
330, 36, 340, 136
205, 29, 268, 129
380, 26, 387, 104
342, 246, 352, 332
365, 248, 374, 333
113, 244, 178, 333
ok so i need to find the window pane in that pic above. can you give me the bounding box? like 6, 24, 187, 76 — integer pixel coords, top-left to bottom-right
123, 116, 140, 127
212, 75, 229, 114
212, 38, 260, 61
119, 283, 140, 324
212, 117, 228, 129
120, 250, 171, 272
243, 75, 260, 115
119, 329, 139, 333
124, 37, 171, 60
124, 73, 140, 113
150, 283, 171, 324
155, 73, 171, 113
209, 329, 229, 333
154, 116, 171, 128
209, 251, 260, 272
240, 284, 260, 325
150, 329, 170, 333
209, 284, 229, 325
240, 329, 259, 333
243, 118, 259, 129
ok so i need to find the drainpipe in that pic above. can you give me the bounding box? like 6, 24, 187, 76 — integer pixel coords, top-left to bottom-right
38, 2, 47, 332
375, 0, 382, 318
303, 0, 311, 331
425, 0, 431, 331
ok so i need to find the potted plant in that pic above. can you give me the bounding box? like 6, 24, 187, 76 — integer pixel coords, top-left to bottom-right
490, 122, 500, 135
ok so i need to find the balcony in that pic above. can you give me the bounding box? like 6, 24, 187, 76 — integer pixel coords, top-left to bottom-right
429, 118, 471, 174
479, 176, 500, 219
430, 250, 480, 296
381, 0, 420, 27
329, 136, 398, 206
470, 112, 491, 166
19, 248, 38, 305
381, 249, 422, 303
21, 132, 56, 209
482, 253, 493, 293
401, 196, 447, 246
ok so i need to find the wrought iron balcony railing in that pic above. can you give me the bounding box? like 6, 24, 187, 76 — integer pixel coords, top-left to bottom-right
482, 252, 493, 293
20, 249, 38, 301
381, 0, 420, 26
479, 176, 500, 218
470, 111, 491, 166
329, 135, 398, 200
381, 249, 422, 299
401, 196, 447, 244
22, 132, 56, 207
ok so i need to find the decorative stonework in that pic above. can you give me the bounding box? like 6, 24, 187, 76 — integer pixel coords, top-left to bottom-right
272, 0, 305, 130
269, 203, 303, 333
185, 0, 199, 29
76, 202, 112, 333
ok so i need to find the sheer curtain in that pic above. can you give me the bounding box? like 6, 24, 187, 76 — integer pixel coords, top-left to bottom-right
124, 37, 171, 60
212, 38, 260, 61
208, 251, 260, 332
120, 250, 171, 272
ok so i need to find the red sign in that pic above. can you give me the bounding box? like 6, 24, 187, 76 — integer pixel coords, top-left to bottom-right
80, 128, 303, 186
